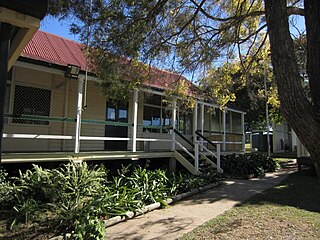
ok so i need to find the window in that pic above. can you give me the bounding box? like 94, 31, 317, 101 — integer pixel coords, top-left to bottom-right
107, 107, 116, 120
143, 106, 161, 127
106, 101, 128, 122
177, 111, 193, 135
210, 108, 222, 133
232, 112, 242, 134
13, 85, 51, 125
144, 94, 161, 105
119, 109, 128, 121
143, 93, 171, 133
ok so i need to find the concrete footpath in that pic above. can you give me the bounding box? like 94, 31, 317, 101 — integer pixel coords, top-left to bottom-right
106, 164, 296, 240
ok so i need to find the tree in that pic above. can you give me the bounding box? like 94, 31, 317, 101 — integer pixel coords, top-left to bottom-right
264, 0, 320, 176
199, 59, 281, 131
48, 0, 320, 176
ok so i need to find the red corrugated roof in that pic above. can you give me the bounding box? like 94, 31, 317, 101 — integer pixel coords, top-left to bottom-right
22, 31, 87, 70
21, 30, 191, 91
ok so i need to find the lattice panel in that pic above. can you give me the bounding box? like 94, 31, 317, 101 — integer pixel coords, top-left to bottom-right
13, 85, 51, 125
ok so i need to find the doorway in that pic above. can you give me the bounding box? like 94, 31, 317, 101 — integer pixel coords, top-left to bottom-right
105, 101, 128, 150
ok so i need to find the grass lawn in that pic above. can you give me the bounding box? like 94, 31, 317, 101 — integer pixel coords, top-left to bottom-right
179, 167, 320, 240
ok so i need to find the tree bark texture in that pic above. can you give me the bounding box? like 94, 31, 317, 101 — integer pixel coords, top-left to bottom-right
305, 0, 320, 109
264, 0, 320, 176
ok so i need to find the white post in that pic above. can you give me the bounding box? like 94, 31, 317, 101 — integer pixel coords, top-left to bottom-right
222, 109, 226, 151
171, 100, 177, 151
132, 90, 138, 152
201, 103, 204, 151
62, 80, 70, 151
195, 142, 199, 173
230, 112, 233, 133
75, 78, 84, 154
241, 113, 245, 152
217, 144, 221, 173
193, 102, 198, 146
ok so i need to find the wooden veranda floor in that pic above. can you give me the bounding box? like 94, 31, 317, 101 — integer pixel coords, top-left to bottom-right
1, 150, 246, 164
1, 151, 174, 164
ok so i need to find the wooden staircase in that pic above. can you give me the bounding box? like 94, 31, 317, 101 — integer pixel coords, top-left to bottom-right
172, 129, 222, 175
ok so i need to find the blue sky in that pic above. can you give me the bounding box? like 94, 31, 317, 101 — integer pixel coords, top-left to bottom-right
40, 14, 306, 42
40, 14, 305, 81
40, 15, 80, 41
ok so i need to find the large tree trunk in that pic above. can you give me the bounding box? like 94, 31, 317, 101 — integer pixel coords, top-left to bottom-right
305, 0, 320, 109
264, 0, 320, 177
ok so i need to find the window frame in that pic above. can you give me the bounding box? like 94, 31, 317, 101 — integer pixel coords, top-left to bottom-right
12, 84, 52, 126
143, 93, 172, 134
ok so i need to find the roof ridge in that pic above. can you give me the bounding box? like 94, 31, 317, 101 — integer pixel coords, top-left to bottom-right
37, 30, 83, 46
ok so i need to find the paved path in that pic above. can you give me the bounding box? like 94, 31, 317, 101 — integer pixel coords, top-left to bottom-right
106, 164, 296, 240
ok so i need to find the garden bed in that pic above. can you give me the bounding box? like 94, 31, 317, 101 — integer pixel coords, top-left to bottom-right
0, 162, 220, 239
0, 153, 280, 239
220, 153, 280, 179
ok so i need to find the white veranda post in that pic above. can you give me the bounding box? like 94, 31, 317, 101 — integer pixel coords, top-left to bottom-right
193, 102, 198, 146
132, 90, 138, 152
171, 100, 177, 151
75, 77, 84, 154
201, 103, 204, 151
222, 109, 226, 151
241, 113, 245, 152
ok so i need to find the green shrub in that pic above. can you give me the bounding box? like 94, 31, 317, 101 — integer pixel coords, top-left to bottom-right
201, 167, 219, 185
0, 169, 14, 209
6, 162, 108, 239
10, 198, 39, 229
91, 176, 142, 218
169, 172, 190, 194
3, 162, 221, 238
221, 153, 279, 179
4, 166, 56, 228
48, 162, 107, 238
126, 167, 170, 205
13, 165, 56, 204
169, 168, 219, 194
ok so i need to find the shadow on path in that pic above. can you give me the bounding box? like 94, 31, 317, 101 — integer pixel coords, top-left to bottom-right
108, 216, 194, 240
106, 161, 303, 240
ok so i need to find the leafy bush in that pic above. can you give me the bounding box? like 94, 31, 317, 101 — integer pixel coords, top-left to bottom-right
4, 162, 107, 239
13, 165, 56, 204
0, 169, 14, 209
169, 168, 219, 194
48, 162, 107, 238
221, 153, 279, 179
126, 167, 170, 205
2, 162, 221, 238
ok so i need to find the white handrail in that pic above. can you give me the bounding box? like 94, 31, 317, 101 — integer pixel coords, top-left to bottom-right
201, 144, 216, 158
175, 141, 195, 161
201, 139, 243, 145
196, 139, 222, 173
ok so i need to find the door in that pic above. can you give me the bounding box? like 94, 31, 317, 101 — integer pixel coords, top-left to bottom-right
105, 101, 128, 150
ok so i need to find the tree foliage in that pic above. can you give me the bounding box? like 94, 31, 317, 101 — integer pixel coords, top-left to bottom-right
200, 57, 282, 131
49, 0, 270, 69
48, 0, 320, 176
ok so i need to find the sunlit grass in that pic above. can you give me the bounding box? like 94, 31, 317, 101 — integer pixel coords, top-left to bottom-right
180, 169, 320, 240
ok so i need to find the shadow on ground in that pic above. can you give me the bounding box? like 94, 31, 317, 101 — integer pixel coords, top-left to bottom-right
246, 167, 320, 213
172, 161, 298, 208
108, 216, 194, 240
107, 160, 304, 240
